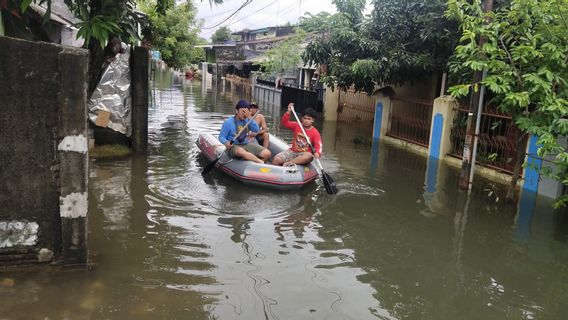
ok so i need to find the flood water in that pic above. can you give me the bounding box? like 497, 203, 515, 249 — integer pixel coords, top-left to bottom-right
2, 71, 568, 320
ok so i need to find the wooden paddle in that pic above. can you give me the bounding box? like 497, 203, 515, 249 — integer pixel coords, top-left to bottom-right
202, 112, 259, 175
290, 107, 338, 194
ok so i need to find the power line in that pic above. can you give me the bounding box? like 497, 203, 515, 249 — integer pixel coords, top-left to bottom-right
222, 0, 279, 27
275, 2, 300, 24
200, 6, 244, 20
203, 0, 254, 29
224, 0, 300, 29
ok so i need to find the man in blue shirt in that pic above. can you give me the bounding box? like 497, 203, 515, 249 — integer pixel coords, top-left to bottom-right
219, 99, 272, 164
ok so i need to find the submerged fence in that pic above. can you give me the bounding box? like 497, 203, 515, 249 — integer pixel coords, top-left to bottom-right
387, 97, 433, 147
448, 106, 522, 174
337, 89, 376, 125
225, 74, 252, 96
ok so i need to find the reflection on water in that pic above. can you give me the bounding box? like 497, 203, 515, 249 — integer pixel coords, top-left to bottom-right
2, 72, 568, 319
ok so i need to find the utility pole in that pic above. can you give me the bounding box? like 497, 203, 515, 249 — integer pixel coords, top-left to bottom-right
276, 0, 280, 35
458, 0, 494, 191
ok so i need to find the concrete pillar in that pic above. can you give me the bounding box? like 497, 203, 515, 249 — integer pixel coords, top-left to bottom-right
373, 95, 392, 140
1, 38, 62, 265
370, 138, 381, 173
323, 85, 339, 121
58, 48, 89, 265
321, 120, 337, 155
201, 62, 208, 95
422, 155, 452, 214
513, 189, 537, 243
523, 135, 542, 193
428, 96, 456, 159
131, 46, 149, 154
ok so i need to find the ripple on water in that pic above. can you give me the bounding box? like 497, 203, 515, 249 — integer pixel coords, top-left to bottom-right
333, 181, 385, 197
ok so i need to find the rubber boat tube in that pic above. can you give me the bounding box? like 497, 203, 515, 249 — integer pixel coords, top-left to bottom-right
196, 133, 319, 190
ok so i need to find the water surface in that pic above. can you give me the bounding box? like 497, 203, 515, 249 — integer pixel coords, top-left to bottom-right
1, 72, 567, 320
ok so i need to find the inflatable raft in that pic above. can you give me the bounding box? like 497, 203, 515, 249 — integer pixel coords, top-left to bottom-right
196, 133, 319, 190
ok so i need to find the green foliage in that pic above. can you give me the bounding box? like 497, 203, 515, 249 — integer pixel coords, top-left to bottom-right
63, 0, 142, 48
447, 0, 568, 206
333, 0, 366, 28
299, 11, 347, 33
260, 29, 305, 78
303, 0, 458, 93
140, 1, 204, 69
2, 0, 55, 40
211, 26, 232, 43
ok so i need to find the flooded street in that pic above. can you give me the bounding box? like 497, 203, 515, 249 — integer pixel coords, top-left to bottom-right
2, 72, 568, 320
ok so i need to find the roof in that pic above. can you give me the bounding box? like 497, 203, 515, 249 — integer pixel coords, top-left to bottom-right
30, 3, 75, 27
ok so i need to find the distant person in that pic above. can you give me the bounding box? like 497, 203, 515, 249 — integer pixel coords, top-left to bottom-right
248, 101, 270, 149
219, 99, 271, 164
272, 103, 322, 166
185, 69, 193, 80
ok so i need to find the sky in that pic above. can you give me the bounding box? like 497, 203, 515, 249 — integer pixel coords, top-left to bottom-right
194, 0, 372, 41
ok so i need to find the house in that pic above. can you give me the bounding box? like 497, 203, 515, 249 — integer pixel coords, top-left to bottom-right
32, 1, 84, 46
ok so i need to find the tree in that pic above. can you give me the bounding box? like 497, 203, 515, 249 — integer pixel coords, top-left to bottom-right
260, 29, 305, 79
298, 11, 350, 34
303, 0, 459, 93
211, 26, 231, 43
447, 0, 568, 206
139, 1, 204, 69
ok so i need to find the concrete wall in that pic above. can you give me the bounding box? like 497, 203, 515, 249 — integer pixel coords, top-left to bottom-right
392, 74, 439, 101
0, 37, 89, 266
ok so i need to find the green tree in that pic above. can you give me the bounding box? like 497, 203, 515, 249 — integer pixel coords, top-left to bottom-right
260, 29, 305, 78
211, 26, 231, 43
334, 0, 365, 27
447, 0, 568, 206
139, 0, 204, 69
298, 11, 350, 33
303, 0, 458, 93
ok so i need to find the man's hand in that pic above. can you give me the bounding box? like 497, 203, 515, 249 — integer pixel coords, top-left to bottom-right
224, 141, 233, 149
314, 152, 321, 159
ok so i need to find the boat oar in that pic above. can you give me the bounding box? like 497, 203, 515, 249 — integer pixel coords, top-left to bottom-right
290, 108, 338, 194
202, 112, 259, 175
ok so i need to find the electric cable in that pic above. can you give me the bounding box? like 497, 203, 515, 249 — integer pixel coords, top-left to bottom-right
203, 0, 254, 29
223, 0, 299, 29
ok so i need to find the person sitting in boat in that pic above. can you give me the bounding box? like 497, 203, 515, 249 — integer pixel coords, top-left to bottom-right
247, 101, 270, 149
219, 99, 272, 164
272, 103, 322, 167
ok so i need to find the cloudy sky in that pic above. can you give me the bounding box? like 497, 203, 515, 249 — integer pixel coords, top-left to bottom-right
194, 0, 372, 41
